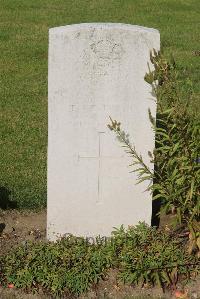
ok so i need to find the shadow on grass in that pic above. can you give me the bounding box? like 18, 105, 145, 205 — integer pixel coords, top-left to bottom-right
0, 186, 17, 210
0, 186, 17, 236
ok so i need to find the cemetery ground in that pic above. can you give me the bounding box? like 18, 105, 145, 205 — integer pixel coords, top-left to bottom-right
0, 0, 200, 298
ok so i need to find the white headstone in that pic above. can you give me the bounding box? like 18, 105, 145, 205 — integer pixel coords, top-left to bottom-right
47, 23, 160, 241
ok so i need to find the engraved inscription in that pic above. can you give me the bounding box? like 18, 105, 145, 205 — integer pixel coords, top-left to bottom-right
83, 38, 124, 76
90, 40, 123, 60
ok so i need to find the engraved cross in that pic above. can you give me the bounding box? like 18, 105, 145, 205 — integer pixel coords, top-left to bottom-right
78, 131, 105, 203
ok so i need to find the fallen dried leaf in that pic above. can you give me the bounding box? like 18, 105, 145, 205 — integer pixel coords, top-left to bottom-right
8, 283, 14, 289
174, 290, 188, 298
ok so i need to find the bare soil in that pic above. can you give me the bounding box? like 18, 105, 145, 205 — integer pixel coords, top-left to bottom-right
0, 210, 199, 299
0, 209, 46, 256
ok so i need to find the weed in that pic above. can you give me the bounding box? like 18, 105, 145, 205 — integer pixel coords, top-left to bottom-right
108, 51, 200, 255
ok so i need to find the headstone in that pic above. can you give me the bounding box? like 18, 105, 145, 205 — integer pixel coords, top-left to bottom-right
47, 23, 160, 241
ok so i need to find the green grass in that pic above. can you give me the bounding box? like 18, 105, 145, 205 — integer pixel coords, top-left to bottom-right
0, 0, 200, 209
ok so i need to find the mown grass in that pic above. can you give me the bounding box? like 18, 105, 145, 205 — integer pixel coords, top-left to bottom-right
0, 0, 199, 209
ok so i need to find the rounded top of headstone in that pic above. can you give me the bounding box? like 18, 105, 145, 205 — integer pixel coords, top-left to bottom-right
49, 23, 159, 35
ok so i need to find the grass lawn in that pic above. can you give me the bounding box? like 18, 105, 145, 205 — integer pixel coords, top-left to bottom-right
0, 0, 199, 209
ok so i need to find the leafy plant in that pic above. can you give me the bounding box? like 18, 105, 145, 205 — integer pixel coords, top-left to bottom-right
0, 236, 113, 296
108, 51, 200, 254
111, 223, 198, 290
0, 224, 199, 296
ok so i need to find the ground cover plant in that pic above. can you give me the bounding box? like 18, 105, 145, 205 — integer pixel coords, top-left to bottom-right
0, 223, 199, 297
0, 0, 200, 208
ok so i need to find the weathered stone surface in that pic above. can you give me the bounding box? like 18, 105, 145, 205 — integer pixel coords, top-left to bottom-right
47, 23, 160, 240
